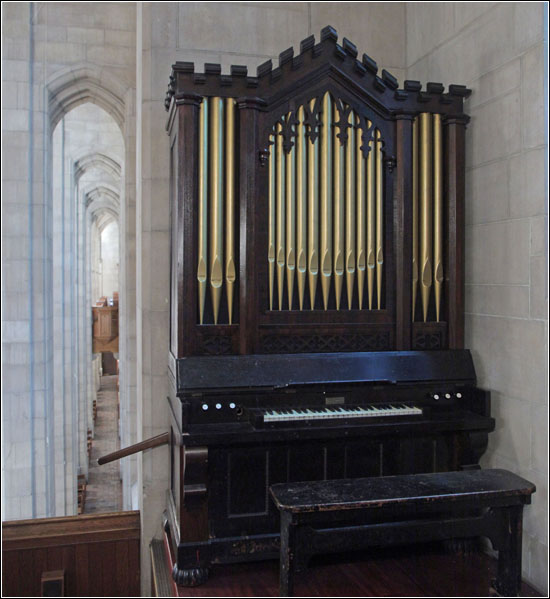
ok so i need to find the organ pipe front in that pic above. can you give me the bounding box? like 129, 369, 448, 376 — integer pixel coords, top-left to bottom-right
197, 96, 239, 325
266, 95, 385, 312
320, 93, 332, 310
412, 112, 446, 324
194, 99, 449, 324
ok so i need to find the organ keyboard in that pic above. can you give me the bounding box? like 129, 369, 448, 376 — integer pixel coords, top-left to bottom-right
261, 404, 424, 423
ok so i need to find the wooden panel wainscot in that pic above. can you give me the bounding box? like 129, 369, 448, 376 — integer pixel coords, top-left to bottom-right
2, 511, 140, 597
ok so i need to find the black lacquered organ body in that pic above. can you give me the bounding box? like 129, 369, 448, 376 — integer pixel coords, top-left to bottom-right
164, 26, 491, 584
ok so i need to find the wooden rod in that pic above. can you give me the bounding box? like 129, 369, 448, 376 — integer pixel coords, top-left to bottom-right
225, 98, 236, 324
268, 132, 276, 310
197, 97, 208, 324
433, 113, 444, 322
375, 128, 384, 309
97, 432, 169, 465
412, 117, 418, 321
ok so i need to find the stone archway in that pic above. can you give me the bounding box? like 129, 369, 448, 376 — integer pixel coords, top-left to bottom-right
43, 66, 135, 517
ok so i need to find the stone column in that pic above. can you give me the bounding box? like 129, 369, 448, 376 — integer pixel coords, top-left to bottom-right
119, 88, 138, 511
2, 2, 55, 520
135, 3, 173, 592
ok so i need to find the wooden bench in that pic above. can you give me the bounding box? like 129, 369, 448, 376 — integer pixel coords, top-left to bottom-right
270, 469, 535, 597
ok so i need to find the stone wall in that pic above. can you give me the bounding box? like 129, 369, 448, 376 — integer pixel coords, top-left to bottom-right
407, 2, 548, 593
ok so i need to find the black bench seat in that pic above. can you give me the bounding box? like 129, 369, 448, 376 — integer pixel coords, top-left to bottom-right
269, 469, 535, 597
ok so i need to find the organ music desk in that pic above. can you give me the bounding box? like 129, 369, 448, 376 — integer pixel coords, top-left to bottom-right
102, 24, 495, 589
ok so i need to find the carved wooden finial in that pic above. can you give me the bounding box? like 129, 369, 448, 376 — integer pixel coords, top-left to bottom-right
204, 63, 221, 76
300, 35, 315, 53
404, 80, 422, 92
320, 25, 337, 42
362, 53, 378, 75
231, 65, 248, 78
382, 69, 398, 90
342, 38, 358, 58
448, 84, 472, 98
257, 59, 273, 78
279, 47, 294, 67
427, 82, 445, 94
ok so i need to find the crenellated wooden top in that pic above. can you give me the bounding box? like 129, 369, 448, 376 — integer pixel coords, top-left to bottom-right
165, 25, 471, 119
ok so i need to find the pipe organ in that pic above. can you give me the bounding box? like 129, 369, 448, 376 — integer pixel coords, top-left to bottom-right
164, 26, 492, 587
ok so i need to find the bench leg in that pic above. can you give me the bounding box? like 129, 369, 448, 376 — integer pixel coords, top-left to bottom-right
493, 505, 523, 597
280, 512, 298, 597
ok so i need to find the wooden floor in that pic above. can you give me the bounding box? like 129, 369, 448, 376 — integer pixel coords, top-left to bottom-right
177, 543, 542, 597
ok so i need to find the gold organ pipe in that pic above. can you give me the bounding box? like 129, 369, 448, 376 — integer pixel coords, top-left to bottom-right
268, 133, 276, 310
356, 116, 366, 309
285, 113, 296, 310
333, 100, 345, 310
412, 117, 419, 321
345, 110, 356, 310
433, 113, 443, 322
375, 129, 384, 309
225, 99, 236, 324
366, 130, 376, 310
197, 98, 208, 324
320, 92, 333, 310
307, 99, 319, 310
276, 122, 285, 310
419, 112, 432, 322
296, 106, 307, 310
209, 97, 224, 325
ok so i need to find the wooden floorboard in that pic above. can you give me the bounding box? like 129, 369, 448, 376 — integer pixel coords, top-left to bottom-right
176, 543, 542, 597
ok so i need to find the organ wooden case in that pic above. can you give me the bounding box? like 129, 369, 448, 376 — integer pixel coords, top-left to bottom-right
164, 27, 493, 585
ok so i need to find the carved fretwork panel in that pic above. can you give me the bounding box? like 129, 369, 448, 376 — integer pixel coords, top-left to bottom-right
259, 329, 392, 354
412, 322, 447, 350
196, 329, 237, 356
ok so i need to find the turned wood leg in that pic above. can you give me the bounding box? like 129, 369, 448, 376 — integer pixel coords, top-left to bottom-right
494, 505, 523, 597
280, 512, 298, 597
172, 564, 209, 587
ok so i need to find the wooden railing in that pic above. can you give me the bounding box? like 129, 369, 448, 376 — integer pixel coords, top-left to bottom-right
2, 511, 140, 596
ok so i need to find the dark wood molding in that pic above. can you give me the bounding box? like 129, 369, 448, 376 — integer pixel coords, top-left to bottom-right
445, 117, 467, 348
394, 115, 413, 349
